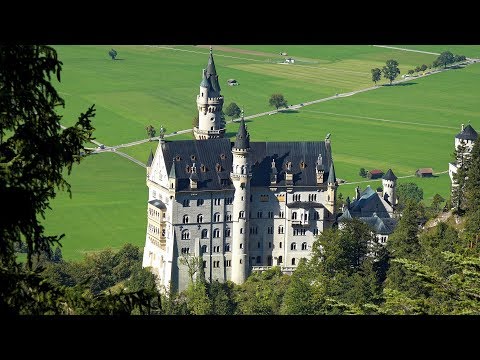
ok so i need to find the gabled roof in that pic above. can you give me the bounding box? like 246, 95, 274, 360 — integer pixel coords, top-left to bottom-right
249, 141, 333, 187
456, 124, 478, 141
359, 215, 398, 235
369, 169, 383, 175
416, 168, 433, 174
163, 138, 233, 191
349, 185, 391, 218
146, 149, 154, 167
383, 168, 397, 181
169, 159, 177, 179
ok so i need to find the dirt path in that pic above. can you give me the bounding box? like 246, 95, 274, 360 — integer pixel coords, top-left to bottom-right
195, 45, 282, 58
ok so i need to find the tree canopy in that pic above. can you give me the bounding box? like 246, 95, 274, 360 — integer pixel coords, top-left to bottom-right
371, 68, 381, 85
382, 59, 401, 85
225, 102, 241, 119
269, 93, 288, 110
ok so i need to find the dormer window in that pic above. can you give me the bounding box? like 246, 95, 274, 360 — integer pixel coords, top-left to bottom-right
191, 155, 196, 161
216, 163, 222, 172
300, 161, 306, 169
220, 153, 226, 160
175, 155, 181, 161
201, 164, 207, 172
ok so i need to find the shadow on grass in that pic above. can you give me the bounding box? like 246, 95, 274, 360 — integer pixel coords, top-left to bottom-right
382, 82, 417, 87
278, 109, 299, 113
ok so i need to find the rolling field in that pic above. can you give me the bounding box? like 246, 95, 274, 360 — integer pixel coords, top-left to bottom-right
42, 45, 480, 260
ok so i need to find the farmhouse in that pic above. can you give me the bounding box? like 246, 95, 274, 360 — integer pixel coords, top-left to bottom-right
415, 168, 433, 177
143, 48, 339, 292
368, 169, 383, 179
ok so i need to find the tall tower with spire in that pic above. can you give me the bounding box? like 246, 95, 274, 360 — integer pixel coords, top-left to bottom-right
382, 168, 397, 206
230, 111, 251, 284
194, 47, 226, 140
325, 161, 337, 217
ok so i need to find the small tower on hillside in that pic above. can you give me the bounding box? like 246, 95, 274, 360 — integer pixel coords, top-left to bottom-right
230, 112, 251, 284
382, 169, 397, 206
194, 47, 225, 140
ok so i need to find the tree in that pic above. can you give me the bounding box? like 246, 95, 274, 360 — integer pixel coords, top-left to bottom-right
415, 65, 422, 73
454, 54, 466, 63
436, 51, 455, 68
145, 124, 156, 138
464, 140, 480, 214
452, 139, 470, 213
108, 49, 118, 60
359, 167, 367, 178
428, 193, 445, 217
420, 64, 428, 72
408, 69, 415, 75
225, 102, 241, 119
382, 59, 401, 85
371, 68, 381, 85
192, 114, 199, 127
0, 46, 158, 315
269, 93, 288, 110
396, 182, 423, 204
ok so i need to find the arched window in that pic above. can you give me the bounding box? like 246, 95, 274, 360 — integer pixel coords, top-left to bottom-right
214, 213, 220, 222
278, 256, 283, 264
256, 256, 261, 264
197, 214, 203, 223
161, 229, 165, 237
302, 242, 308, 250
181, 230, 190, 240
292, 258, 296, 266
292, 212, 297, 220
291, 242, 297, 250
225, 212, 232, 221
278, 225, 284, 234
213, 228, 220, 238
183, 215, 189, 224
201, 229, 208, 239
201, 245, 208, 253
240, 228, 244, 234
239, 211, 245, 218
225, 228, 231, 237
225, 243, 231, 252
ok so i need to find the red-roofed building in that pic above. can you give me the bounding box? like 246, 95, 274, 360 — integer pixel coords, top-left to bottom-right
416, 168, 433, 177
367, 169, 384, 179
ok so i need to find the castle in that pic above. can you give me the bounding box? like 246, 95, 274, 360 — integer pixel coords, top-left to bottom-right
449, 123, 478, 187
142, 48, 340, 292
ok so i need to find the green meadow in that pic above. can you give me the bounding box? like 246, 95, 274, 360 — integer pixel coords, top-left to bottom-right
42, 45, 480, 260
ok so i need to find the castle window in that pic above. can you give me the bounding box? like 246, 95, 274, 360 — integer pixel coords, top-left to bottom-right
197, 214, 203, 223
214, 213, 221, 222
201, 245, 208, 253
181, 230, 190, 240
203, 261, 207, 268
300, 161, 306, 169
216, 163, 222, 172
292, 258, 296, 266
269, 242, 272, 248
225, 243, 231, 252
185, 165, 191, 173
162, 229, 165, 237
267, 226, 273, 234
257, 242, 261, 249
240, 243, 243, 249
213, 228, 220, 238
239, 211, 245, 219
225, 228, 231, 237
175, 155, 181, 161
197, 199, 204, 206
181, 247, 190, 254
257, 211, 262, 218
225, 260, 231, 267
278, 226, 284, 234
291, 242, 297, 250
213, 246, 220, 252
293, 194, 301, 201
279, 242, 283, 249
313, 229, 319, 236
268, 211, 274, 218
278, 256, 283, 264
267, 256, 272, 266
256, 256, 262, 264
183, 215, 189, 224
201, 164, 207, 172
225, 197, 233, 205
313, 211, 320, 220
279, 211, 284, 218
225, 212, 232, 221
183, 199, 190, 207
302, 242, 308, 250
201, 229, 208, 239
190, 155, 196, 161
220, 153, 226, 160
214, 198, 221, 206
292, 212, 297, 220
240, 228, 244, 234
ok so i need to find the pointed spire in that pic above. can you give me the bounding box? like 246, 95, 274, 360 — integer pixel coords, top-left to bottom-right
271, 158, 277, 174
169, 158, 177, 179
383, 168, 397, 181
206, 47, 221, 93
200, 68, 210, 88
234, 114, 250, 150
146, 149, 154, 167
327, 161, 336, 184
316, 153, 324, 171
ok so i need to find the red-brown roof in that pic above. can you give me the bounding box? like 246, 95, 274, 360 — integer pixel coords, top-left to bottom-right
369, 169, 383, 174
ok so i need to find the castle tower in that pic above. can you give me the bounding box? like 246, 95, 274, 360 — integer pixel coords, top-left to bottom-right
230, 113, 251, 284
193, 47, 225, 140
325, 161, 337, 216
146, 149, 154, 178
382, 169, 397, 206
